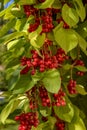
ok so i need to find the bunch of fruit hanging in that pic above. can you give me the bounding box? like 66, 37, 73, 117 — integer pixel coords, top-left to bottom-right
0, 0, 87, 130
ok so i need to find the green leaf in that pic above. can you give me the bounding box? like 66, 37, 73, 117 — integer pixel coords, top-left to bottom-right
63, 64, 71, 70
32, 123, 46, 130
76, 20, 87, 39
73, 0, 86, 21
42, 69, 61, 93
34, 0, 55, 9
0, 124, 19, 130
0, 19, 16, 38
18, 0, 36, 5
54, 102, 74, 122
54, 26, 78, 52
29, 25, 42, 40
48, 116, 56, 130
15, 19, 26, 31
31, 33, 45, 48
75, 32, 87, 55
0, 98, 20, 124
11, 7, 25, 18
71, 105, 80, 123
8, 67, 21, 90
40, 109, 50, 117
76, 85, 87, 95
3, 32, 26, 44
75, 66, 87, 72
7, 39, 21, 50
29, 26, 46, 48
68, 117, 86, 130
4, 119, 16, 125
12, 74, 36, 94
40, 105, 52, 117
0, 4, 14, 17
62, 4, 79, 27
70, 48, 78, 60
52, 0, 61, 8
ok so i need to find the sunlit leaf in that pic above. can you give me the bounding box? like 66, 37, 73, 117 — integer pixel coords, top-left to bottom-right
43, 69, 61, 93
62, 4, 79, 27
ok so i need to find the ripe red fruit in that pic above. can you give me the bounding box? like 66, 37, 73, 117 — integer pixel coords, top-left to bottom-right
67, 79, 77, 94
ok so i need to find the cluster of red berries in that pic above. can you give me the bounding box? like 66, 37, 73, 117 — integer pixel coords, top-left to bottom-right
15, 112, 39, 130
67, 79, 77, 94
39, 86, 51, 107
23, 5, 38, 17
55, 120, 65, 130
20, 45, 68, 75
28, 12, 54, 33
28, 17, 40, 32
52, 88, 66, 106
41, 14, 54, 33
23, 3, 70, 33
74, 60, 85, 76
26, 85, 66, 109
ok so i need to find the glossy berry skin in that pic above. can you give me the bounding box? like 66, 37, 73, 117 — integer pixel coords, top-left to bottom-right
15, 112, 39, 130
52, 88, 66, 107
74, 60, 85, 76
23, 5, 38, 17
39, 86, 51, 107
55, 121, 65, 130
20, 46, 67, 75
67, 79, 77, 94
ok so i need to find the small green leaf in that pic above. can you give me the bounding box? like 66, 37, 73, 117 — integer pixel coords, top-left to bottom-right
76, 20, 87, 39
48, 116, 56, 130
54, 102, 74, 122
70, 48, 78, 60
1, 103, 13, 124
32, 123, 46, 130
76, 85, 87, 95
29, 26, 45, 48
3, 32, 26, 44
52, 0, 61, 8
40, 109, 50, 117
29, 25, 42, 39
68, 117, 86, 130
34, 0, 55, 9
74, 0, 86, 21
75, 66, 87, 72
62, 4, 79, 27
31, 33, 45, 48
5, 119, 16, 125
0, 98, 20, 124
8, 68, 20, 90
63, 64, 71, 70
0, 19, 16, 38
71, 105, 80, 123
73, 31, 87, 55
0, 4, 14, 17
54, 26, 78, 52
76, 33, 87, 55
39, 105, 52, 117
11, 7, 25, 18
43, 69, 61, 93
12, 74, 37, 94
36, 33, 46, 48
